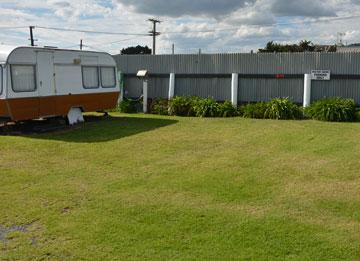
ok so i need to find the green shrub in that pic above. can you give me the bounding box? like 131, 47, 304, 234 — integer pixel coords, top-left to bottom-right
264, 98, 303, 120
218, 101, 238, 117
118, 99, 138, 113
169, 96, 199, 116
150, 98, 169, 115
241, 102, 268, 119
305, 97, 356, 122
193, 97, 220, 117
355, 108, 360, 122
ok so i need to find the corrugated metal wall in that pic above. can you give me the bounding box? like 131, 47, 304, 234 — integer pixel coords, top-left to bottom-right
124, 77, 169, 98
114, 53, 360, 103
175, 77, 231, 101
114, 53, 360, 74
312, 79, 360, 103
239, 78, 304, 103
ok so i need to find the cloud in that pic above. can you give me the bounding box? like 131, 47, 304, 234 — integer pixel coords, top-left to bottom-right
117, 0, 341, 19
222, 0, 275, 25
2, 0, 360, 54
271, 0, 337, 17
116, 0, 255, 17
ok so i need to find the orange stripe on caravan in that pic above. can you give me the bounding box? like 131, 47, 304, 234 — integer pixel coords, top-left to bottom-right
1, 92, 119, 121
0, 99, 9, 118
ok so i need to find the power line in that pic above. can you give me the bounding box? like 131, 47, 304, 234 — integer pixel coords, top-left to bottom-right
35, 26, 149, 36
0, 26, 27, 29
51, 35, 149, 51
81, 44, 108, 52
95, 35, 149, 47
162, 14, 360, 35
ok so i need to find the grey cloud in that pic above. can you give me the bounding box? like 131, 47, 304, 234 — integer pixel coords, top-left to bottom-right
117, 0, 255, 17
117, 0, 341, 19
271, 0, 336, 17
50, 1, 71, 8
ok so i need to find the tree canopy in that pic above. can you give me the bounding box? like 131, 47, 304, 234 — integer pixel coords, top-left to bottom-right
121, 45, 152, 55
258, 40, 337, 53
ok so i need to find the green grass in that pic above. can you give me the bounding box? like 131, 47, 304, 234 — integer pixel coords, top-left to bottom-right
0, 113, 360, 260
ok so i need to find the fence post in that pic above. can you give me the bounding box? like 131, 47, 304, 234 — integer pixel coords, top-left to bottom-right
143, 80, 148, 113
231, 73, 238, 107
169, 73, 175, 100
303, 74, 312, 107
118, 71, 124, 104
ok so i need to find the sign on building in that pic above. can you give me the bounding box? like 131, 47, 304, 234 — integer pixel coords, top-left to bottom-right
311, 70, 331, 80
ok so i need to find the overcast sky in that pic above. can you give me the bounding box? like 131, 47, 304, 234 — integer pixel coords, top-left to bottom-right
0, 0, 360, 54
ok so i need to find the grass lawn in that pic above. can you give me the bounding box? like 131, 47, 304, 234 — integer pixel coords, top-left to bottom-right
0, 113, 359, 260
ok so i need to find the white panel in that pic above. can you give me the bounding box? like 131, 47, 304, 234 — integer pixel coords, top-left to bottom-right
0, 66, 3, 96
303, 74, 312, 107
55, 65, 82, 95
7, 48, 36, 64
37, 52, 55, 97
98, 54, 116, 66
143, 81, 148, 113
231, 73, 238, 106
54, 51, 80, 64
81, 55, 98, 65
168, 73, 175, 99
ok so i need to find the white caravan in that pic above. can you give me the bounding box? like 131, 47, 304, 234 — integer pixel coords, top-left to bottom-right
0, 45, 120, 122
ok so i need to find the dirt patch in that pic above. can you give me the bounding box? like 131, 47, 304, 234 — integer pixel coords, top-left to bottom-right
0, 224, 31, 242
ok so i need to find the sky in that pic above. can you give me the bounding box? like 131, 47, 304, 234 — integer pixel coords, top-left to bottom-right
0, 0, 360, 54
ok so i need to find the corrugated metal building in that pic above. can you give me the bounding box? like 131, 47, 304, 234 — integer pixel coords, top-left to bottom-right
337, 46, 360, 53
113, 52, 360, 104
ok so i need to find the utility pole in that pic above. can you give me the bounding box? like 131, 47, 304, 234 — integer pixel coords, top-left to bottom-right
148, 18, 161, 55
172, 43, 175, 55
29, 26, 35, 46
80, 39, 83, 50
337, 32, 345, 46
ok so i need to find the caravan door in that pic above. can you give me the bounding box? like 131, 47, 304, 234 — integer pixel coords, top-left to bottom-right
37, 51, 56, 117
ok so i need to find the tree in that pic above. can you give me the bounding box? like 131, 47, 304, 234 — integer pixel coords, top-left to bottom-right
258, 40, 335, 53
121, 45, 152, 55
298, 40, 315, 52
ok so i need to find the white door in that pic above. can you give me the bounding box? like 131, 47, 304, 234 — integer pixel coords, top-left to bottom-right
37, 51, 55, 96
37, 51, 56, 117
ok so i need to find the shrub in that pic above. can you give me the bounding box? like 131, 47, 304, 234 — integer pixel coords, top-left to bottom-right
241, 102, 268, 119
193, 97, 220, 117
355, 108, 360, 122
264, 98, 303, 120
118, 99, 138, 113
305, 97, 356, 122
218, 101, 238, 117
150, 98, 169, 115
169, 96, 199, 116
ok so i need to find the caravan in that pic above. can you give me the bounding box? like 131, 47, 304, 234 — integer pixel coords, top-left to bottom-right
0, 46, 119, 123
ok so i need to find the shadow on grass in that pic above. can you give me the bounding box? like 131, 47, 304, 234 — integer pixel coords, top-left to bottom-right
0, 115, 178, 143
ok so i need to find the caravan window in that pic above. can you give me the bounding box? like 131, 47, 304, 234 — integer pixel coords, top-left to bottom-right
100, 67, 116, 88
11, 65, 36, 92
82, 66, 99, 89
